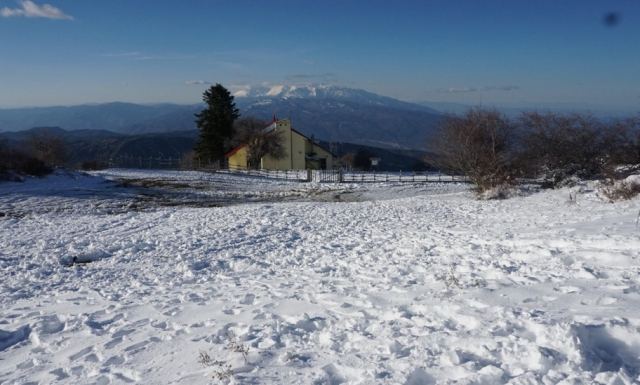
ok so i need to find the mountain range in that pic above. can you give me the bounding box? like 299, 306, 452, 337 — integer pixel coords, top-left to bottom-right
0, 85, 443, 150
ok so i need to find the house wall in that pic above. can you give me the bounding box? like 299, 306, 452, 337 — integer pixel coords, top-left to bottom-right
310, 143, 334, 169
260, 120, 307, 170
291, 131, 307, 169
261, 120, 291, 170
227, 146, 248, 169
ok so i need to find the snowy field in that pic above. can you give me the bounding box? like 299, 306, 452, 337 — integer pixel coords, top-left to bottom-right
1, 169, 640, 384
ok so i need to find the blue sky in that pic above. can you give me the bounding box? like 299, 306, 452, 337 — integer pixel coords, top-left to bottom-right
0, 0, 639, 111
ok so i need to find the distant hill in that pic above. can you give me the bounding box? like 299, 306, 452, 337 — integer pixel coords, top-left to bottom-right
0, 127, 197, 165
0, 127, 433, 170
0, 85, 443, 150
0, 102, 201, 134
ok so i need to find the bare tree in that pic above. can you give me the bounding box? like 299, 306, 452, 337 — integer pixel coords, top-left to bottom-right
517, 112, 639, 185
27, 131, 67, 168
428, 109, 515, 192
340, 152, 355, 170
0, 138, 51, 178
233, 118, 286, 169
179, 150, 197, 170
603, 117, 640, 168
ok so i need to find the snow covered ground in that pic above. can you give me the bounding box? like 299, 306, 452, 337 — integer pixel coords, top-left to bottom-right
1, 169, 640, 384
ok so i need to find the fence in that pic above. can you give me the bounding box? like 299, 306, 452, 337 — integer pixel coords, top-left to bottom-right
339, 170, 468, 183
103, 156, 469, 184
220, 167, 309, 182
216, 169, 468, 184
107, 155, 183, 170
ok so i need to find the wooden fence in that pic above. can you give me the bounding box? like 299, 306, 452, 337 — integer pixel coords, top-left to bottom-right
220, 167, 309, 182
338, 170, 468, 183
104, 156, 468, 184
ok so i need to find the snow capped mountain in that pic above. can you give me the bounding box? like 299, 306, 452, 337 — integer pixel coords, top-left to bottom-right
232, 84, 436, 112
231, 85, 443, 150
233, 84, 335, 99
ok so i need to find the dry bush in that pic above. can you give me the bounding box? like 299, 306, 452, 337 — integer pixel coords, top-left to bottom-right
340, 152, 355, 170
27, 131, 67, 167
196, 332, 249, 383
179, 150, 197, 170
600, 178, 640, 202
429, 109, 517, 193
601, 117, 640, 166
0, 140, 51, 179
353, 148, 374, 171
518, 113, 640, 187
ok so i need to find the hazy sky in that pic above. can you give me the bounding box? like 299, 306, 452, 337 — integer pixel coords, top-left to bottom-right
0, 0, 639, 111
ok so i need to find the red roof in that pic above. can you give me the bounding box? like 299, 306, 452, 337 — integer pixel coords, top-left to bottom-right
224, 144, 247, 158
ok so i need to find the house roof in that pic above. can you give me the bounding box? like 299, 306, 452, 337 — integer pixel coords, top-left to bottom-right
224, 144, 246, 158
290, 127, 337, 157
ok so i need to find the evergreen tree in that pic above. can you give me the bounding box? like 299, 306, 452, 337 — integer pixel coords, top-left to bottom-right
195, 84, 240, 164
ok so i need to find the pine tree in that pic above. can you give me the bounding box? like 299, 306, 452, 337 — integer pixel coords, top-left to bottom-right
195, 84, 240, 165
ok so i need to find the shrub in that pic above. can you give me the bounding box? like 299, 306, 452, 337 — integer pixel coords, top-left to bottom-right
518, 113, 640, 187
26, 131, 67, 168
429, 109, 517, 193
599, 175, 640, 202
353, 149, 374, 171
19, 156, 52, 176
0, 143, 52, 179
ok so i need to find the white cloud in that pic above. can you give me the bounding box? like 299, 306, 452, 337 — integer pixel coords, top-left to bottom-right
185, 80, 212, 86
1, 0, 73, 20
100, 52, 142, 58
438, 85, 520, 94
441, 87, 478, 94
100, 52, 160, 61
483, 85, 520, 92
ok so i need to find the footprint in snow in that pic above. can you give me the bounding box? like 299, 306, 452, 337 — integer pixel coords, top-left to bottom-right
596, 296, 618, 305
240, 293, 256, 305
104, 355, 125, 366
556, 286, 581, 294
35, 315, 65, 335
124, 339, 152, 355
162, 307, 181, 317
69, 346, 94, 362
104, 336, 123, 349
49, 367, 70, 380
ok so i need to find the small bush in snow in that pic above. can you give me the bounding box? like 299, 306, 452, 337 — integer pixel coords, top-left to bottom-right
478, 184, 516, 200
226, 335, 249, 363
197, 333, 249, 383
197, 350, 233, 382
599, 175, 640, 202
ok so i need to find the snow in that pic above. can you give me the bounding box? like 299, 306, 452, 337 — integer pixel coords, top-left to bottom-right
266, 85, 285, 97
625, 174, 640, 187
1, 170, 640, 384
